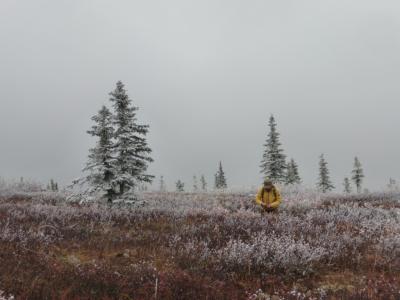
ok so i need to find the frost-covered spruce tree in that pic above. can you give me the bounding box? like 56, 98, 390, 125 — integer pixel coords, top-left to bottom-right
215, 161, 227, 189
83, 105, 117, 202
200, 175, 207, 191
317, 154, 334, 193
110, 81, 154, 199
351, 157, 364, 193
176, 180, 184, 192
260, 115, 286, 183
343, 177, 352, 194
285, 158, 301, 185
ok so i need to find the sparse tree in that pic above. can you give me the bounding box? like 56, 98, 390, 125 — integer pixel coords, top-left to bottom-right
317, 154, 334, 193
83, 105, 117, 202
260, 115, 286, 183
285, 158, 301, 185
343, 177, 352, 194
200, 175, 207, 191
110, 81, 154, 199
176, 180, 185, 192
159, 175, 166, 192
388, 178, 399, 192
351, 157, 364, 193
48, 179, 59, 192
215, 161, 227, 189
193, 175, 198, 192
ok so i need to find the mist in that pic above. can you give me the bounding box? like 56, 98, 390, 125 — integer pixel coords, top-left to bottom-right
1, 0, 400, 190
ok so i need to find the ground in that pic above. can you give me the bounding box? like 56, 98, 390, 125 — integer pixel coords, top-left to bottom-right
0, 189, 399, 299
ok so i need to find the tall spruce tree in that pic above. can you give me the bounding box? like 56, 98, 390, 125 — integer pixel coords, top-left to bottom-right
317, 154, 334, 193
351, 157, 364, 193
343, 177, 352, 194
110, 81, 154, 198
83, 106, 117, 202
200, 175, 207, 191
285, 158, 301, 185
260, 115, 286, 183
215, 161, 227, 189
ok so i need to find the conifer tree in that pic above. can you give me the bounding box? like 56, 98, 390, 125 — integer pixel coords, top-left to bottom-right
388, 178, 398, 191
200, 175, 207, 191
285, 158, 301, 185
83, 106, 117, 201
159, 175, 166, 192
193, 175, 198, 192
343, 177, 352, 194
110, 81, 154, 198
176, 180, 185, 192
260, 115, 286, 183
351, 157, 364, 193
215, 161, 227, 189
317, 154, 334, 193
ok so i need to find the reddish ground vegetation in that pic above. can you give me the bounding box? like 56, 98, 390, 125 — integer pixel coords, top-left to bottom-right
0, 191, 399, 299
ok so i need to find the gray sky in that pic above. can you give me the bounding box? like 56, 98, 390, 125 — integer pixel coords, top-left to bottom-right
1, 0, 400, 191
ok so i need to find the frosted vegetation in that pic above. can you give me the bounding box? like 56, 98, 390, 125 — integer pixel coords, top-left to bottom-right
0, 179, 399, 298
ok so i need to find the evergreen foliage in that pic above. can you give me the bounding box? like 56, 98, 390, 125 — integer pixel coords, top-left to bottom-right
285, 158, 301, 185
200, 175, 207, 191
193, 175, 198, 192
82, 81, 154, 202
260, 115, 286, 183
343, 177, 352, 194
159, 175, 166, 192
317, 154, 334, 193
351, 157, 364, 193
109, 81, 154, 198
48, 179, 59, 192
176, 180, 185, 192
215, 161, 227, 189
83, 106, 117, 201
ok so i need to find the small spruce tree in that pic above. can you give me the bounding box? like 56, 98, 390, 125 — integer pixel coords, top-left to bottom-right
49, 179, 59, 192
343, 177, 352, 194
159, 176, 166, 192
387, 178, 398, 191
317, 154, 334, 193
285, 158, 301, 185
83, 105, 117, 201
193, 175, 198, 192
351, 157, 364, 193
176, 180, 185, 192
200, 175, 207, 191
260, 115, 286, 183
214, 161, 227, 189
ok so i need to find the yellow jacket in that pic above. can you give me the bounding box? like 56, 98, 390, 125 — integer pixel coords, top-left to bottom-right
255, 186, 282, 209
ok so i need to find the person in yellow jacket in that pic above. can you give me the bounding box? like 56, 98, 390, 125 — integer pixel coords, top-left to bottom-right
255, 179, 282, 212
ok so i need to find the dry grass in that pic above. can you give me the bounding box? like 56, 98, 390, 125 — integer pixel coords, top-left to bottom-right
0, 190, 399, 299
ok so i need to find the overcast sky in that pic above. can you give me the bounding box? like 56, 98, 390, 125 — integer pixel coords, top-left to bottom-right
1, 0, 400, 191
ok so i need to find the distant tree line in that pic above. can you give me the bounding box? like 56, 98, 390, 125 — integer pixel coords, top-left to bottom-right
81, 82, 370, 199
260, 115, 366, 193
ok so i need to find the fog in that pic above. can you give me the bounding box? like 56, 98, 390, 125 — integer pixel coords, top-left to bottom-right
1, 0, 400, 190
